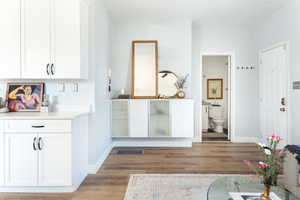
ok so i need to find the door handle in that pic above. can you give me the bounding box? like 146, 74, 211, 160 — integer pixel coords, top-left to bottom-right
46, 64, 50, 75
32, 125, 45, 128
38, 137, 44, 150
50, 64, 55, 75
33, 137, 37, 151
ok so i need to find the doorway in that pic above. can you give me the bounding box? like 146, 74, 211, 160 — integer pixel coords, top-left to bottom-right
259, 43, 289, 148
201, 55, 232, 141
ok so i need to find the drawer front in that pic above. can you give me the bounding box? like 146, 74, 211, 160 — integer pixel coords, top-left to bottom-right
4, 120, 71, 133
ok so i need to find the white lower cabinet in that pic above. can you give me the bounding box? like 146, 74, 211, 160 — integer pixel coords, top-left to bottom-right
0, 132, 4, 186
4, 133, 71, 187
129, 100, 148, 138
5, 133, 38, 186
38, 134, 71, 186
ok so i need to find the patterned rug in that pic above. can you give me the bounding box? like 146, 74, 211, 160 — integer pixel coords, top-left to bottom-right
124, 174, 237, 200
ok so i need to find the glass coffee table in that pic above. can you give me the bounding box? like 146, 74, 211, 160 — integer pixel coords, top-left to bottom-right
207, 176, 299, 200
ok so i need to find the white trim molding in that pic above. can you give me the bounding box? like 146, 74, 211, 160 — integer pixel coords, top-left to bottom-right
233, 137, 259, 143
88, 143, 114, 174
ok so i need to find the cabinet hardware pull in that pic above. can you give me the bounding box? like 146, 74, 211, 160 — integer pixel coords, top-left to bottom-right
50, 64, 55, 75
32, 125, 45, 128
38, 137, 43, 150
33, 137, 37, 151
46, 63, 50, 75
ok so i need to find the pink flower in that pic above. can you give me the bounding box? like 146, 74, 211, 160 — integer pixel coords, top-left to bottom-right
259, 162, 269, 169
276, 136, 283, 141
275, 151, 286, 156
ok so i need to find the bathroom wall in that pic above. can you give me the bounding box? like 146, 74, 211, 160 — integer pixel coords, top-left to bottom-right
110, 20, 192, 98
202, 56, 228, 128
256, 0, 300, 144
192, 22, 260, 141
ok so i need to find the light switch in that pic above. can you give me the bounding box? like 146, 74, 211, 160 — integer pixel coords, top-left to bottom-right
57, 83, 65, 92
293, 81, 300, 90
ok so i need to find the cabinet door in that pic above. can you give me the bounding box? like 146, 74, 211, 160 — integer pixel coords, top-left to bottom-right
22, 0, 51, 79
112, 101, 129, 137
129, 100, 148, 137
0, 133, 3, 186
51, 0, 81, 79
149, 101, 171, 137
5, 133, 38, 186
0, 0, 21, 79
38, 134, 71, 186
171, 101, 194, 138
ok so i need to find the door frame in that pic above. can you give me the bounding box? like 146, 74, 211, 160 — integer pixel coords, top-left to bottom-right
199, 52, 236, 142
259, 41, 291, 144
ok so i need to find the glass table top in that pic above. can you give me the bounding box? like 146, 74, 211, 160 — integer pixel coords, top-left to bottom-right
207, 176, 299, 200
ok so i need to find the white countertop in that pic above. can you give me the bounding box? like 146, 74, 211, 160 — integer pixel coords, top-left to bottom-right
0, 112, 90, 120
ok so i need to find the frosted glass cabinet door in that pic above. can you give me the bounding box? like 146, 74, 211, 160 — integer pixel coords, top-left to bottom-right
149, 101, 171, 137
111, 101, 129, 137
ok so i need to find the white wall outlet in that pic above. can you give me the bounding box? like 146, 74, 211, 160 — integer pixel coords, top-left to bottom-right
57, 83, 65, 92
73, 83, 78, 93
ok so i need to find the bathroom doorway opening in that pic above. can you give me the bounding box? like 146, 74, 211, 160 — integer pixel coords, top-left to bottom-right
201, 54, 233, 142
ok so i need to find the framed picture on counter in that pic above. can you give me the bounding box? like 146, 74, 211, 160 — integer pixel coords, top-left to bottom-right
6, 82, 44, 112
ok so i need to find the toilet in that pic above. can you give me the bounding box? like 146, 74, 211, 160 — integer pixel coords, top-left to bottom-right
208, 105, 225, 133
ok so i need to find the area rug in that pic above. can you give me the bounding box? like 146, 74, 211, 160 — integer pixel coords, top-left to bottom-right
124, 174, 243, 200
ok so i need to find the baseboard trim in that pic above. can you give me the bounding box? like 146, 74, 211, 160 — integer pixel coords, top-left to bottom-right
88, 143, 114, 174
112, 138, 193, 148
0, 186, 77, 193
233, 137, 259, 143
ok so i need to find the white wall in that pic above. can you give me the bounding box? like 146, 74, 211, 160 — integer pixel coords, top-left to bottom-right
202, 56, 228, 128
256, 0, 300, 144
192, 22, 260, 141
110, 20, 192, 98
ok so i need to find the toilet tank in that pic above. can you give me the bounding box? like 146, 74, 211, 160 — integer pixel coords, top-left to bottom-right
209, 105, 223, 119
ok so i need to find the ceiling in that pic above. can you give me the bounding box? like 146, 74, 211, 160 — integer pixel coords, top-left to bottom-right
102, 0, 286, 24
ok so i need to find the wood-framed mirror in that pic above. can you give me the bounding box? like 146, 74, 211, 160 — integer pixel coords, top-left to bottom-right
132, 40, 158, 99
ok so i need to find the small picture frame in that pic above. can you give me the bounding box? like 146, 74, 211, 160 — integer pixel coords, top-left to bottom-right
207, 79, 223, 99
6, 82, 44, 112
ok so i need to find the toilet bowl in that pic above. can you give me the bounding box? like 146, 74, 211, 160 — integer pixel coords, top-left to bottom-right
208, 105, 225, 133
212, 119, 225, 133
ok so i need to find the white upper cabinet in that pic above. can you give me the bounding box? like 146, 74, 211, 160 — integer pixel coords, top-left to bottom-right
0, 0, 21, 79
0, 0, 88, 80
22, 0, 51, 79
51, 0, 82, 79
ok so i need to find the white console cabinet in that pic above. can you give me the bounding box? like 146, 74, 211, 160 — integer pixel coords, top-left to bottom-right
111, 99, 194, 138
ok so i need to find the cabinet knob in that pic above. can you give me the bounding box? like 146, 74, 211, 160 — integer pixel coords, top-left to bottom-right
32, 125, 45, 128
33, 137, 37, 151
38, 137, 44, 150
46, 64, 50, 75
50, 64, 55, 75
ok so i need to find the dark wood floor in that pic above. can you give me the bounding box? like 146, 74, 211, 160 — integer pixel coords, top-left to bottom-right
0, 142, 260, 200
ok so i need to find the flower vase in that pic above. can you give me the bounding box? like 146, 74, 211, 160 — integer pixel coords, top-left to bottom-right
261, 184, 270, 200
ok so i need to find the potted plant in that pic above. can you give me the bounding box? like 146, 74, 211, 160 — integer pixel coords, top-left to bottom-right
244, 134, 286, 200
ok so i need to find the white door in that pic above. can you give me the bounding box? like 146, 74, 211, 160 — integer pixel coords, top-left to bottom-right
51, 0, 81, 79
129, 100, 149, 137
0, 132, 4, 186
22, 0, 51, 79
171, 100, 194, 138
38, 134, 71, 186
5, 133, 38, 186
260, 45, 288, 147
0, 0, 21, 79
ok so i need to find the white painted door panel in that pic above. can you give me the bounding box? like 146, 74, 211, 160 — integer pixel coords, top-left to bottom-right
0, 132, 3, 186
0, 0, 21, 79
5, 133, 38, 186
38, 134, 71, 186
260, 46, 288, 147
52, 0, 81, 79
22, 0, 51, 79
129, 100, 148, 137
171, 101, 194, 138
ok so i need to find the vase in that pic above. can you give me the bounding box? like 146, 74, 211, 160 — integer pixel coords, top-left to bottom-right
176, 90, 185, 99
261, 184, 270, 200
